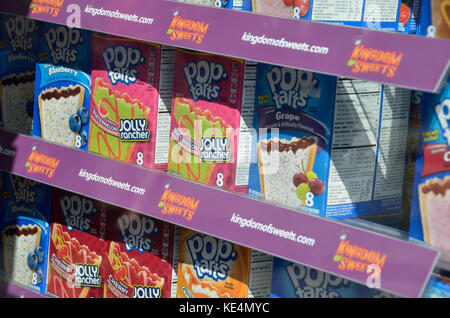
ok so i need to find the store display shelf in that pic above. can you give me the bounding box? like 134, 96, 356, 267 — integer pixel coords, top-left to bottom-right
0, 277, 46, 298
1, 0, 449, 93
0, 129, 440, 298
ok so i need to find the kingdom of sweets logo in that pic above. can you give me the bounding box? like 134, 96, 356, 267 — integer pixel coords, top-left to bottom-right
183, 60, 227, 101
45, 25, 84, 65
102, 45, 145, 85
59, 194, 97, 232
186, 233, 237, 281
266, 67, 319, 109
118, 213, 158, 253
4, 16, 38, 52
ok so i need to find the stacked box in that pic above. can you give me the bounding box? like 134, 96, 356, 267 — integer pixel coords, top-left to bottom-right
252, 0, 402, 32
0, 14, 40, 134
0, 173, 51, 294
89, 34, 173, 171
32, 22, 92, 151
409, 77, 450, 261
102, 208, 175, 298
176, 228, 273, 298
270, 257, 396, 298
168, 48, 256, 194
47, 188, 106, 298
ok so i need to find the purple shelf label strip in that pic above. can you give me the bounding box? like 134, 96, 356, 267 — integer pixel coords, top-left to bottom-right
0, 130, 439, 298
1, 0, 449, 92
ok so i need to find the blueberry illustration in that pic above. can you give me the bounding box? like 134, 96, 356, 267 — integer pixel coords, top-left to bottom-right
77, 107, 89, 125
34, 267, 43, 285
27, 251, 38, 270
78, 128, 87, 147
26, 99, 34, 118
69, 113, 81, 133
35, 246, 45, 264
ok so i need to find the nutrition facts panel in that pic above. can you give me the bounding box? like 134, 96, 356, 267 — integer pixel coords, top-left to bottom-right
326, 79, 409, 210
312, 0, 364, 21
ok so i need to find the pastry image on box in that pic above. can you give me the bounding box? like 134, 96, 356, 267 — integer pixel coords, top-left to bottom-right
418, 176, 450, 251
49, 223, 103, 298
252, 0, 293, 18
2, 224, 41, 286
257, 136, 318, 209
38, 84, 85, 147
0, 72, 35, 134
90, 77, 151, 164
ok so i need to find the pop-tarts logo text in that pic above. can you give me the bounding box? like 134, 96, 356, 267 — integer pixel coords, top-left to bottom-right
45, 26, 84, 65
184, 60, 227, 101
4, 16, 38, 52
59, 194, 97, 232
102, 45, 145, 85
118, 213, 157, 253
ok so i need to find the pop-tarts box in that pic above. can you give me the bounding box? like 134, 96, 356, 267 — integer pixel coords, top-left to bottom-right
417, 0, 450, 39
214, 0, 252, 11
32, 22, 92, 151
0, 14, 39, 135
422, 273, 450, 298
270, 257, 395, 298
47, 188, 106, 298
252, 0, 401, 32
247, 62, 337, 216
102, 208, 175, 298
409, 76, 450, 261
0, 173, 52, 294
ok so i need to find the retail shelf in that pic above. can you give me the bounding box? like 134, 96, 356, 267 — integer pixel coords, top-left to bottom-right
1, 0, 449, 93
0, 277, 45, 298
0, 129, 440, 298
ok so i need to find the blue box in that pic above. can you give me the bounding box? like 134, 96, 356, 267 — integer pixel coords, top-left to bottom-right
0, 173, 52, 294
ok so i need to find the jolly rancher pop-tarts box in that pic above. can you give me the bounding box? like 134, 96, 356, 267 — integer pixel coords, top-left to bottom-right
33, 22, 92, 151
89, 33, 173, 171
102, 208, 175, 298
168, 48, 256, 193
47, 188, 106, 298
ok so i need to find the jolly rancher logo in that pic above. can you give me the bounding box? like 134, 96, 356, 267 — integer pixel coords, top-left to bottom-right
167, 11, 209, 44
25, 148, 60, 178
158, 185, 199, 221
347, 42, 403, 78
29, 0, 65, 17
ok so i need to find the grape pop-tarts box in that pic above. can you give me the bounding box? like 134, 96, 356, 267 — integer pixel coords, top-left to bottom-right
409, 77, 450, 261
247, 62, 337, 215
32, 22, 92, 151
0, 173, 52, 294
47, 188, 106, 298
102, 208, 175, 298
270, 257, 395, 298
168, 49, 256, 193
89, 34, 173, 171
0, 14, 39, 135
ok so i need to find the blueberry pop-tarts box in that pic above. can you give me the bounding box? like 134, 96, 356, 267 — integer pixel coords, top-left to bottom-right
89, 34, 173, 172
0, 14, 39, 135
102, 208, 175, 298
168, 48, 256, 193
0, 173, 51, 294
409, 77, 450, 261
270, 257, 395, 298
33, 22, 92, 151
247, 62, 337, 215
47, 188, 106, 298
214, 0, 252, 10
252, 0, 401, 31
